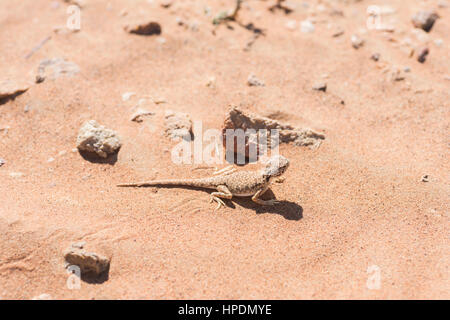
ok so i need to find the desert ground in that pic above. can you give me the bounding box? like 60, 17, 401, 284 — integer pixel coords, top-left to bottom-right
0, 0, 449, 299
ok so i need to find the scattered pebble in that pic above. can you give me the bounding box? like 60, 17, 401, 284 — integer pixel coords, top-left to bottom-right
130, 108, 154, 122
164, 110, 193, 140
300, 20, 315, 33
404, 66, 411, 73
36, 58, 80, 83
285, 20, 297, 31
412, 10, 439, 32
76, 120, 122, 158
312, 82, 327, 92
351, 34, 365, 49
0, 80, 29, 104
9, 172, 24, 178
160, 0, 173, 8
0, 158, 5, 167
64, 244, 110, 277
417, 47, 429, 63
32, 293, 52, 300
421, 175, 430, 182
24, 104, 31, 113
434, 39, 443, 47
124, 21, 162, 36
247, 74, 265, 87
122, 92, 136, 101
47, 157, 55, 163
332, 29, 344, 37
371, 53, 380, 61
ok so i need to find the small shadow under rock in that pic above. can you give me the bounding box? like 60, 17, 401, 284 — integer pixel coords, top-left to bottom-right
79, 267, 110, 284
78, 150, 118, 165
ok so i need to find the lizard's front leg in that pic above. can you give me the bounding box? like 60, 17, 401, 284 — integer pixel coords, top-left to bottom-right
209, 185, 233, 210
251, 188, 279, 206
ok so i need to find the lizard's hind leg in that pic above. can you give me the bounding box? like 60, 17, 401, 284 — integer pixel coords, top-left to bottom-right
209, 185, 233, 210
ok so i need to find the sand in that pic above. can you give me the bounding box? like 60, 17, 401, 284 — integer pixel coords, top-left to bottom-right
0, 0, 448, 299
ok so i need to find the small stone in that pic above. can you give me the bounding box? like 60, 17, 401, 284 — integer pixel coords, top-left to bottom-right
122, 92, 135, 101
371, 53, 380, 61
64, 245, 110, 277
403, 66, 411, 73
130, 108, 154, 122
351, 34, 365, 49
47, 157, 55, 163
312, 82, 327, 92
76, 120, 121, 158
9, 172, 24, 178
332, 29, 344, 37
0, 80, 29, 104
247, 74, 265, 87
32, 293, 52, 300
417, 47, 429, 63
412, 10, 439, 32
206, 76, 216, 88
58, 150, 67, 156
164, 110, 193, 140
434, 39, 443, 47
160, 0, 173, 8
421, 174, 429, 182
124, 21, 162, 36
300, 20, 315, 33
35, 58, 80, 83
285, 20, 297, 31
24, 104, 31, 113
0, 158, 5, 167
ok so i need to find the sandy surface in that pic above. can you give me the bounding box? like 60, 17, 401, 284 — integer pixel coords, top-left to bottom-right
0, 0, 449, 299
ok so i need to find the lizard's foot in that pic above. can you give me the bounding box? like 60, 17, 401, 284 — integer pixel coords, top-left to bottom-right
209, 195, 226, 210
264, 199, 280, 206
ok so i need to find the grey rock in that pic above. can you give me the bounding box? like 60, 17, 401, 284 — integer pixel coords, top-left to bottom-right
164, 110, 193, 140
64, 245, 110, 277
76, 120, 121, 158
412, 10, 439, 32
36, 58, 80, 83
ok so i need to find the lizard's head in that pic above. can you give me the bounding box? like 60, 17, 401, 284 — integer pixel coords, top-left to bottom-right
262, 155, 290, 179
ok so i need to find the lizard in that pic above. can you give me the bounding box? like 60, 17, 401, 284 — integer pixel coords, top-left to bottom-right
117, 155, 290, 210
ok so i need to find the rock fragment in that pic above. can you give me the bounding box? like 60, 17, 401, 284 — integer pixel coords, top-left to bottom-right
417, 47, 429, 63
247, 74, 265, 87
0, 80, 29, 104
124, 21, 162, 36
0, 158, 5, 167
164, 110, 193, 140
76, 120, 121, 158
371, 53, 380, 61
312, 82, 327, 92
300, 20, 315, 33
351, 34, 365, 49
222, 107, 325, 158
421, 174, 430, 182
412, 10, 439, 32
35, 58, 80, 83
130, 108, 154, 122
64, 244, 110, 277
32, 294, 52, 300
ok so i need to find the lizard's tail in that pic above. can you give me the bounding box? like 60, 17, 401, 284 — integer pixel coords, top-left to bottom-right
117, 178, 217, 189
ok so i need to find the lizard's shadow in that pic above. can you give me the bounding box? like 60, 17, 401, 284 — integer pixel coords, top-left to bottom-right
140, 186, 302, 221
228, 189, 303, 221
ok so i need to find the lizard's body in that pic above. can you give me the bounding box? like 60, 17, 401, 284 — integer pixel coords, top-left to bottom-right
117, 155, 290, 209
